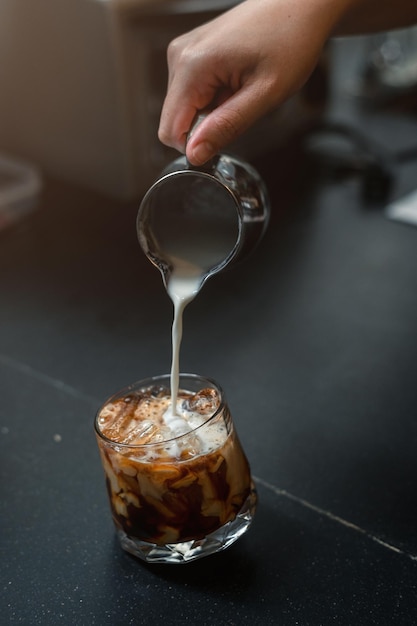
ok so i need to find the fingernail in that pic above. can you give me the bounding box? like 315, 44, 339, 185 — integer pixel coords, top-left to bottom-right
189, 141, 215, 165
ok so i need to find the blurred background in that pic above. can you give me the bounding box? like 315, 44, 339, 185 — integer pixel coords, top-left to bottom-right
0, 0, 416, 202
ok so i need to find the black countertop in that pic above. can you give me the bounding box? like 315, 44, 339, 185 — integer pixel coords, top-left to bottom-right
1, 104, 417, 624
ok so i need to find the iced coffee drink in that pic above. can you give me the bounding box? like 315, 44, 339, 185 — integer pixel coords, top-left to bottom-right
95, 374, 256, 564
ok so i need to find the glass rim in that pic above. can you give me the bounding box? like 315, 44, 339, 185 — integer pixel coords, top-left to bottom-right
137, 170, 243, 279
94, 373, 227, 450
140, 168, 242, 212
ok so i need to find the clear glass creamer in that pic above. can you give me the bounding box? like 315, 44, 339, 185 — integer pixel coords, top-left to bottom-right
137, 149, 270, 294
94, 373, 257, 564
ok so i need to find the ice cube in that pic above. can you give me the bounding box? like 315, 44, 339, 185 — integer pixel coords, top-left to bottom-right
99, 394, 145, 442
123, 419, 159, 445
182, 388, 219, 415
152, 426, 175, 444
178, 433, 203, 459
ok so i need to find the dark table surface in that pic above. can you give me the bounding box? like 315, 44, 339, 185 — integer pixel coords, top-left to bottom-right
1, 99, 417, 624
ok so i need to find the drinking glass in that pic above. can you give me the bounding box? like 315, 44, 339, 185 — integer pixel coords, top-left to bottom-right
94, 373, 257, 564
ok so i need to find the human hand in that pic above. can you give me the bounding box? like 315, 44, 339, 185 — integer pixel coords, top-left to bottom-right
158, 0, 348, 165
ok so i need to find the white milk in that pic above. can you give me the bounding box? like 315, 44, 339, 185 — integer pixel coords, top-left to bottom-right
161, 221, 238, 423
165, 257, 205, 421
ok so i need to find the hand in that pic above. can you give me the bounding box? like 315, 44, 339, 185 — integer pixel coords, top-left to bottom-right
158, 0, 348, 165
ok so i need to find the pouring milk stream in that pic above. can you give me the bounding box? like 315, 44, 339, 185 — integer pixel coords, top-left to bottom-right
162, 234, 237, 428
137, 133, 270, 426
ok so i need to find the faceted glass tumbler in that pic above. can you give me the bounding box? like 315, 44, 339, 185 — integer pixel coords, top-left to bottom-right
94, 373, 257, 564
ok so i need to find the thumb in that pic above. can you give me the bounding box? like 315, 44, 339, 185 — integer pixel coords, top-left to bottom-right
185, 105, 246, 166
185, 83, 275, 166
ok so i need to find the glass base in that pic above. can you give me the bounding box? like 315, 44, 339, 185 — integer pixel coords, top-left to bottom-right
117, 484, 257, 565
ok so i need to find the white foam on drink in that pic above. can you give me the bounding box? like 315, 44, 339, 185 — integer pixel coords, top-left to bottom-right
161, 400, 229, 459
